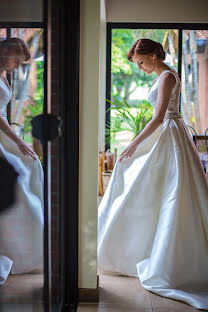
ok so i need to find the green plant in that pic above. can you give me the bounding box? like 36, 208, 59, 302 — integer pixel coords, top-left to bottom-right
105, 98, 153, 144
23, 97, 43, 133
23, 60, 43, 134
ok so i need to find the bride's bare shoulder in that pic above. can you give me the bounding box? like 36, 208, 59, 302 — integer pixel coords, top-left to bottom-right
160, 71, 176, 86
157, 72, 177, 96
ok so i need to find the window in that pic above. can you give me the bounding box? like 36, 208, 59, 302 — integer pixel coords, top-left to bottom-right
106, 24, 208, 156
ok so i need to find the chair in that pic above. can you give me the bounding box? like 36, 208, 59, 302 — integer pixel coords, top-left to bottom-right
192, 129, 208, 174
11, 122, 25, 140
98, 149, 117, 196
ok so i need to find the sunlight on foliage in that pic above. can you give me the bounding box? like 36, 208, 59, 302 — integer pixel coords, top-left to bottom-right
23, 61, 43, 135
105, 98, 153, 146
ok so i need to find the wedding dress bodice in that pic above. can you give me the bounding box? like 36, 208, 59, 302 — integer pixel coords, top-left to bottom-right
147, 69, 181, 114
0, 77, 12, 119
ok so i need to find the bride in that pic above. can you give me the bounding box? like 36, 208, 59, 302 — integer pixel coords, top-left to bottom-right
98, 38, 208, 310
0, 38, 44, 285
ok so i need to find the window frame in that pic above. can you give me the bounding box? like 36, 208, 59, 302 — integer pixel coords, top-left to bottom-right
106, 22, 208, 151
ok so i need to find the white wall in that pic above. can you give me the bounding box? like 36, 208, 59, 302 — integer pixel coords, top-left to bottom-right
79, 0, 100, 289
0, 0, 42, 22
105, 0, 208, 23
99, 0, 107, 152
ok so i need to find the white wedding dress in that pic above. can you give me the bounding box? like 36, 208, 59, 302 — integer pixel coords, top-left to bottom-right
97, 69, 208, 310
0, 77, 44, 285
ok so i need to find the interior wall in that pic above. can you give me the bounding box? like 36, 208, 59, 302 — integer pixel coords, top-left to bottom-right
105, 0, 208, 23
79, 0, 100, 288
99, 0, 107, 152
0, 0, 42, 22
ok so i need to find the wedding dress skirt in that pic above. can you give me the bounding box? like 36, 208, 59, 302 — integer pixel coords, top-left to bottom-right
98, 69, 208, 310
0, 118, 44, 285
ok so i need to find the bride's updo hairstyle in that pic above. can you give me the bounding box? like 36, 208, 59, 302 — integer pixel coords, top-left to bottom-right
127, 38, 166, 62
0, 38, 30, 61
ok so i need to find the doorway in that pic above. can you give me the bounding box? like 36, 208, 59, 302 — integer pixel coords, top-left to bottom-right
0, 0, 80, 311
96, 22, 208, 311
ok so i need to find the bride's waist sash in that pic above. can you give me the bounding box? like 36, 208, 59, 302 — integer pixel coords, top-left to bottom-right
152, 111, 182, 120
163, 111, 182, 120
0, 111, 7, 119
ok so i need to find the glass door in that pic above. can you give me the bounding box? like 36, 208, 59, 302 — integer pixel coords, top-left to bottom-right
0, 23, 65, 312
0, 26, 45, 311
43, 1, 65, 310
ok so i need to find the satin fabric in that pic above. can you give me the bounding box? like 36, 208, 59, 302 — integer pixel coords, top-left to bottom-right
0, 77, 44, 284
97, 70, 208, 310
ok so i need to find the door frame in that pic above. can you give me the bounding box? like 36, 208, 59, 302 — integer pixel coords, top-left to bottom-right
43, 0, 80, 311
60, 0, 80, 309
0, 5, 80, 310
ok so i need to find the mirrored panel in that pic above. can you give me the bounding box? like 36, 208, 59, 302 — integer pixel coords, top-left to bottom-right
0, 27, 44, 311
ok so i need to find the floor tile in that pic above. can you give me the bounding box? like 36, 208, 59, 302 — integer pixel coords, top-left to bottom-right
0, 303, 44, 312
79, 273, 208, 312
0, 273, 43, 303
150, 292, 202, 311
77, 304, 152, 312
153, 310, 202, 312
98, 273, 152, 309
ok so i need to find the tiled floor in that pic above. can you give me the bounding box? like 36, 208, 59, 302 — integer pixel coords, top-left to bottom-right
0, 303, 44, 312
0, 272, 44, 311
78, 271, 207, 312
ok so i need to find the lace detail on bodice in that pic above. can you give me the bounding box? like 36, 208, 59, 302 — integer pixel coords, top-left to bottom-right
147, 69, 181, 114
0, 77, 12, 119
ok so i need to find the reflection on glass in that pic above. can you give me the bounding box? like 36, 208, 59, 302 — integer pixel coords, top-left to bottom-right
10, 28, 44, 163
0, 29, 44, 309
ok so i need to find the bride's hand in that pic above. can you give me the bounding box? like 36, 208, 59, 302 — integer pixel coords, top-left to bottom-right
16, 139, 38, 160
119, 141, 138, 162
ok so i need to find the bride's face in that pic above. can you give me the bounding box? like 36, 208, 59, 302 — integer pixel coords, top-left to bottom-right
132, 53, 155, 75
1, 48, 25, 73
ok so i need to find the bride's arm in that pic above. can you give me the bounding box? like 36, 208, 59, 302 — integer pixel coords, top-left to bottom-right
0, 115, 37, 160
119, 73, 176, 161
0, 115, 22, 145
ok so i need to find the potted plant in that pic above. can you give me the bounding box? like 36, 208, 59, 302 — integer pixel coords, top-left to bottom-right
23, 60, 44, 164
105, 98, 153, 145
99, 98, 153, 194
23, 95, 43, 163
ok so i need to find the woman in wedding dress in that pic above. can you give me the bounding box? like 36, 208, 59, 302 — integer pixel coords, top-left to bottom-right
98, 38, 208, 310
0, 38, 44, 285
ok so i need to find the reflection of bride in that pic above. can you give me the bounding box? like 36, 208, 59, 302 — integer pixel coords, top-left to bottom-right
0, 38, 44, 285
98, 39, 208, 310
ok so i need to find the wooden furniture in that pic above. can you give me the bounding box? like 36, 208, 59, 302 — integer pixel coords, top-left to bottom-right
193, 131, 208, 174
98, 149, 117, 196
186, 125, 208, 174
32, 137, 43, 160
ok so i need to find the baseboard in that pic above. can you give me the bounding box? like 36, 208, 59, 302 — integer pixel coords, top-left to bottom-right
78, 275, 99, 302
